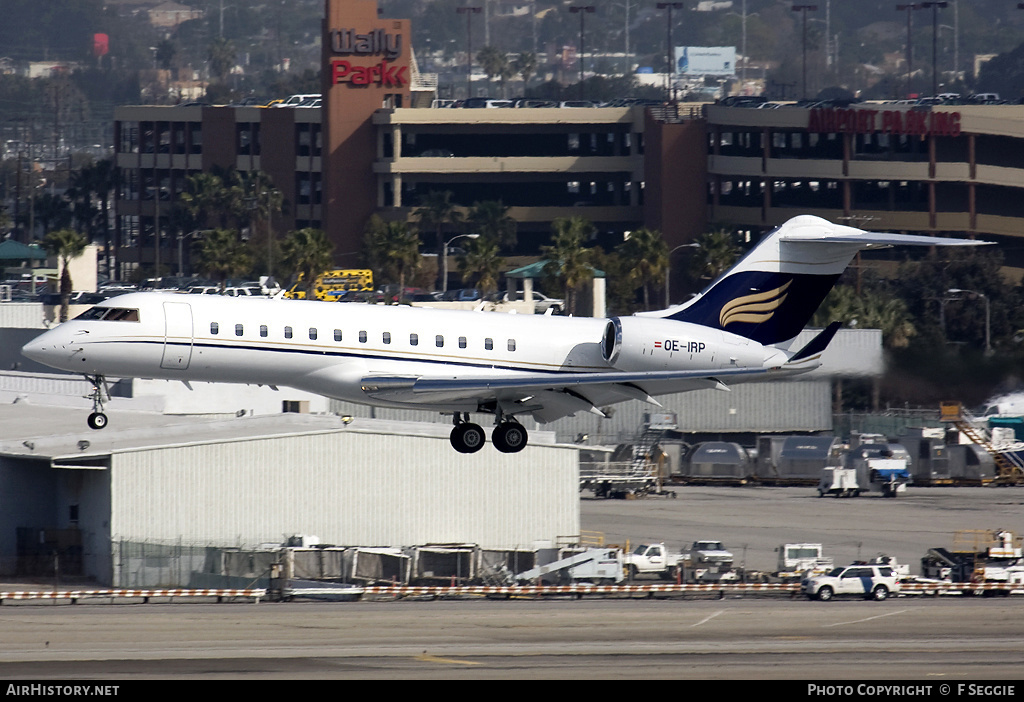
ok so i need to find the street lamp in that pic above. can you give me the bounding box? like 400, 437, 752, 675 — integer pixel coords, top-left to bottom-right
456, 6, 482, 100
919, 1, 947, 96
442, 233, 480, 293
656, 2, 684, 103
947, 288, 991, 355
895, 4, 921, 98
664, 242, 700, 308
569, 6, 595, 101
791, 5, 818, 101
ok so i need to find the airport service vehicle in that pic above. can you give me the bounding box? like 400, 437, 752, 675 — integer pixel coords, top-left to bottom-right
21, 215, 988, 454
514, 548, 624, 585
775, 543, 833, 581
284, 269, 374, 300
921, 530, 1024, 588
802, 565, 901, 601
686, 540, 734, 565
623, 543, 684, 580
818, 444, 912, 498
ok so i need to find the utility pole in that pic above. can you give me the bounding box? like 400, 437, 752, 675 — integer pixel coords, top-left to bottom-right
456, 6, 482, 100
791, 5, 818, 101
569, 6, 595, 101
656, 3, 684, 103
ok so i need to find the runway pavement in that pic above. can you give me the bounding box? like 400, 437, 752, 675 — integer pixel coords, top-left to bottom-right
1, 598, 1023, 679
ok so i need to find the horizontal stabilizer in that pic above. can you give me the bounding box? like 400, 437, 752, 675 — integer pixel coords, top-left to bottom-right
779, 232, 992, 249
789, 321, 842, 363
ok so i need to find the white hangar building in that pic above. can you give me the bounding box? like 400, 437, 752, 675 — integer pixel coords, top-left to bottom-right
0, 406, 579, 587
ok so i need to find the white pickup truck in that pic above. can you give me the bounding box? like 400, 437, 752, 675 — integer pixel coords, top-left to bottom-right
622, 543, 683, 580
686, 540, 735, 565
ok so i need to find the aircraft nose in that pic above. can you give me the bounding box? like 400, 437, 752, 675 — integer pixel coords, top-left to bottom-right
21, 329, 70, 368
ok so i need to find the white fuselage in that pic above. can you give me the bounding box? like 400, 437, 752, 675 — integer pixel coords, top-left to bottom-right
22, 292, 780, 415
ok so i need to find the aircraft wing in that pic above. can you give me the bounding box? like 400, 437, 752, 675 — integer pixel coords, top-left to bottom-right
358, 365, 790, 423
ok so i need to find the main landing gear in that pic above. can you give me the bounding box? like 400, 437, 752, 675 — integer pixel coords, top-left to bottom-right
85, 374, 109, 430
449, 412, 529, 454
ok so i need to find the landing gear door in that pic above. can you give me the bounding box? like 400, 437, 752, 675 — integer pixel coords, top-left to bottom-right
161, 301, 193, 370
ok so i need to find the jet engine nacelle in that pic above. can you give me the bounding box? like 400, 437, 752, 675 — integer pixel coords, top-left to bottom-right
602, 315, 763, 372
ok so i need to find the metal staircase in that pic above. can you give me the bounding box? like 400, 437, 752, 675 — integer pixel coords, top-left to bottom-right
940, 402, 1024, 485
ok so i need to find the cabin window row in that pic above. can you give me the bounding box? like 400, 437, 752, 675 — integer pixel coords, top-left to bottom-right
208, 322, 517, 351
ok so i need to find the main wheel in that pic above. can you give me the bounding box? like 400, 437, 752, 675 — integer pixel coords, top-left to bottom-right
87, 412, 108, 430
492, 422, 528, 453
816, 585, 834, 601
450, 423, 485, 453
870, 585, 889, 601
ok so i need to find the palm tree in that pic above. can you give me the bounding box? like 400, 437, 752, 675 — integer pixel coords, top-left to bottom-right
690, 228, 741, 282
467, 200, 517, 251
194, 229, 252, 291
813, 284, 916, 349
208, 36, 236, 83
477, 46, 508, 95
180, 170, 238, 230
542, 216, 596, 316
43, 228, 88, 322
458, 234, 504, 294
282, 227, 334, 298
514, 52, 538, 89
90, 159, 118, 279
413, 190, 464, 289
617, 227, 669, 311
236, 170, 284, 277
363, 215, 421, 301
33, 193, 72, 237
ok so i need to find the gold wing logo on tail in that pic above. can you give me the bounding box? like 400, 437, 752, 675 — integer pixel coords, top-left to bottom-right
719, 281, 792, 327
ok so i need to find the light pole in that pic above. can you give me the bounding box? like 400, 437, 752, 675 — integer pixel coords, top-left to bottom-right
656, 2, 684, 103
791, 4, 818, 101
569, 6, 595, 101
919, 1, 947, 96
456, 6, 482, 100
948, 288, 991, 355
442, 233, 480, 293
664, 242, 700, 308
895, 4, 921, 98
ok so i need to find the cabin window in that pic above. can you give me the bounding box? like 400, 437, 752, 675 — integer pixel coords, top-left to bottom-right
210, 322, 219, 335
435, 335, 444, 348
485, 338, 493, 350
383, 332, 391, 344
410, 333, 419, 346
260, 325, 268, 338
359, 331, 367, 343
235, 324, 244, 337
508, 339, 516, 352
459, 336, 467, 349
284, 326, 293, 339
309, 328, 318, 341
334, 329, 342, 342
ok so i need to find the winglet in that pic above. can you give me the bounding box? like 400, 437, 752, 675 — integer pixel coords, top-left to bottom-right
788, 321, 842, 363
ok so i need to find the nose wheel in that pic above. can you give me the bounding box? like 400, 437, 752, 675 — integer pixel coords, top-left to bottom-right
84, 374, 109, 431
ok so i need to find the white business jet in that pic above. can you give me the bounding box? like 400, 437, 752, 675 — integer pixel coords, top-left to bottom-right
22, 215, 988, 453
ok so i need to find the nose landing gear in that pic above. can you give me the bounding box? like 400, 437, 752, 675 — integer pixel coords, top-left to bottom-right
85, 374, 109, 430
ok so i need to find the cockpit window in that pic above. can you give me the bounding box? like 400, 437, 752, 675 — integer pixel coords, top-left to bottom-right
75, 307, 140, 322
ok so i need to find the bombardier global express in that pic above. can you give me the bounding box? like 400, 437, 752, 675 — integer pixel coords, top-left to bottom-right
21, 215, 988, 453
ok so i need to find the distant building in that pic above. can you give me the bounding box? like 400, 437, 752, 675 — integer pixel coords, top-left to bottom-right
148, 1, 204, 29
